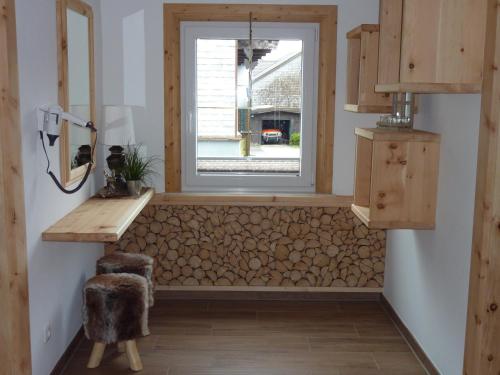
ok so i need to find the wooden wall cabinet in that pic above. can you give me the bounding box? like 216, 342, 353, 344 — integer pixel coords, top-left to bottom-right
376, 0, 488, 94
345, 24, 392, 113
352, 128, 440, 229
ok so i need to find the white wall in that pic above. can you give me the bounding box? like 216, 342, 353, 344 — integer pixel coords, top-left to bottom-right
384, 94, 481, 375
15, 0, 104, 374
100, 0, 380, 193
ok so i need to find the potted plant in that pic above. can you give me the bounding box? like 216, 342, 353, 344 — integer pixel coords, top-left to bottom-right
122, 145, 159, 197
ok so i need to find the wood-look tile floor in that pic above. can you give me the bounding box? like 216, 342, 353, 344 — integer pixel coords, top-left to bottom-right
62, 300, 427, 375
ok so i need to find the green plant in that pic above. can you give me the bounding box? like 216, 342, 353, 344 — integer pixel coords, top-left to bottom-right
290, 132, 300, 146
122, 145, 160, 183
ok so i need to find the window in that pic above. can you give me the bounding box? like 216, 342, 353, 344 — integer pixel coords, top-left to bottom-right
181, 22, 319, 192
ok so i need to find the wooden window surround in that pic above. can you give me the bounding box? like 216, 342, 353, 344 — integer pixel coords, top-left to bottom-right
163, 4, 337, 194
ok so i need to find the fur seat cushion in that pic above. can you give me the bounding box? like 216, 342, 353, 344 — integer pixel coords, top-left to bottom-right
83, 273, 149, 344
97, 252, 154, 307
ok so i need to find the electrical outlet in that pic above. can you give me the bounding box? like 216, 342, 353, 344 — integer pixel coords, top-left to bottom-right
43, 324, 52, 343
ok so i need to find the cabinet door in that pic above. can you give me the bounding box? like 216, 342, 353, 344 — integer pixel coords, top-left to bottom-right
370, 140, 409, 224
399, 0, 487, 85
370, 139, 439, 227
378, 0, 403, 85
354, 136, 373, 207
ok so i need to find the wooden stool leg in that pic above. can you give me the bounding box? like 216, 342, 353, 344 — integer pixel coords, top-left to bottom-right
125, 340, 143, 371
117, 341, 125, 353
87, 342, 106, 368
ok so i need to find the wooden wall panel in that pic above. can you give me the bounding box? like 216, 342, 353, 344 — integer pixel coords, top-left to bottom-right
464, 1, 500, 374
377, 0, 403, 85
0, 0, 32, 373
106, 205, 387, 289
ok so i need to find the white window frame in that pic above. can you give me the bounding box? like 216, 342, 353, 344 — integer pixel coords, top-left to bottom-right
181, 21, 319, 193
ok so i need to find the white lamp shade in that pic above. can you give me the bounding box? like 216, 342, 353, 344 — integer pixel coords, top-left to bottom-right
102, 105, 136, 146
69, 104, 91, 122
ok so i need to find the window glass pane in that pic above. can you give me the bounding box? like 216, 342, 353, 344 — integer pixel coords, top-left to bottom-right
196, 38, 303, 176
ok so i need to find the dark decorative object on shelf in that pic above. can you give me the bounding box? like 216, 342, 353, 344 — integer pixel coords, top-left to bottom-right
106, 145, 125, 171
74, 144, 92, 167
100, 105, 136, 198
97, 170, 128, 198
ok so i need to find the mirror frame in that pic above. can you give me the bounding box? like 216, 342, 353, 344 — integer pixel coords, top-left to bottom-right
57, 0, 96, 187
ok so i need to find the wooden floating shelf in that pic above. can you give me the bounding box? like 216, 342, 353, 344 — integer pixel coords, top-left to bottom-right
345, 24, 392, 114
42, 188, 154, 243
352, 128, 440, 229
351, 204, 435, 230
354, 127, 438, 142
375, 82, 482, 94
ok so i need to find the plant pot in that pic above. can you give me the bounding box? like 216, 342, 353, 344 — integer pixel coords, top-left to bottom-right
127, 180, 142, 197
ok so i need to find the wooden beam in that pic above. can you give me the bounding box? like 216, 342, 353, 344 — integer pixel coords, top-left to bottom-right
0, 0, 32, 373
463, 1, 500, 374
163, 4, 337, 194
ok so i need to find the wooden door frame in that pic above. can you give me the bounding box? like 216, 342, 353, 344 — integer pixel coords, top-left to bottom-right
0, 0, 32, 374
463, 1, 500, 374
163, 4, 337, 193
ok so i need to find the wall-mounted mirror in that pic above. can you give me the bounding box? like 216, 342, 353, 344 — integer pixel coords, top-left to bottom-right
57, 0, 96, 187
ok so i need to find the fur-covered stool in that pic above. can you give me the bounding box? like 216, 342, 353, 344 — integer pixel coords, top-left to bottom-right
83, 273, 149, 371
97, 252, 154, 307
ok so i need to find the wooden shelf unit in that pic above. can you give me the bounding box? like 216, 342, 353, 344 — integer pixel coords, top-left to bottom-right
352, 128, 440, 229
345, 24, 392, 113
376, 0, 487, 94
42, 188, 154, 242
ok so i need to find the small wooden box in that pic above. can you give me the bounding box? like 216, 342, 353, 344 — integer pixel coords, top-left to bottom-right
344, 24, 392, 113
352, 128, 441, 229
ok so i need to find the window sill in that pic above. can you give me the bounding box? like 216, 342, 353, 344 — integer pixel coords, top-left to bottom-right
151, 192, 353, 207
